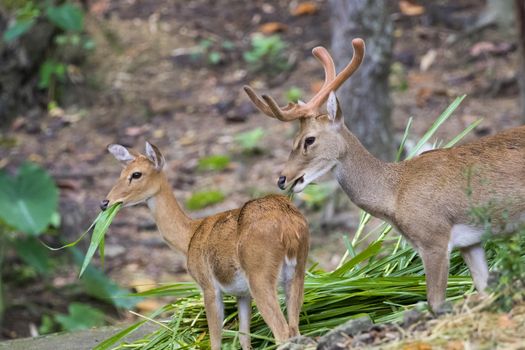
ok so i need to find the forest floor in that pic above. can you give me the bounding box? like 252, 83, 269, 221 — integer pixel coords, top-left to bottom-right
1, 0, 524, 345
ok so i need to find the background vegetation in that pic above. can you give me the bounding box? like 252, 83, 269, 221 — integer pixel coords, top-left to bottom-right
0, 0, 524, 348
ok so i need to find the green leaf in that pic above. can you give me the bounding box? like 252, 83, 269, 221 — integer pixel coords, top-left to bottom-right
3, 20, 34, 42
71, 249, 138, 309
186, 190, 225, 211
55, 303, 105, 331
197, 155, 230, 171
12, 236, 52, 274
0, 163, 58, 236
234, 128, 265, 151
93, 320, 147, 350
79, 203, 122, 277
299, 183, 335, 210
38, 314, 57, 335
286, 87, 303, 103
331, 240, 383, 277
46, 4, 84, 32
38, 60, 66, 89
208, 51, 222, 65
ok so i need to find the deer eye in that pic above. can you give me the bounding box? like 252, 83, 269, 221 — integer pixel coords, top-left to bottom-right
131, 172, 142, 180
304, 136, 316, 148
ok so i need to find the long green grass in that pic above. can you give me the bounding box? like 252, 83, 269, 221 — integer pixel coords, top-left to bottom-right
96, 96, 487, 350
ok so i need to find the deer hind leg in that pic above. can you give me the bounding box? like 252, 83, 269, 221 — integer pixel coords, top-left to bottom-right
248, 271, 290, 344
460, 243, 489, 295
420, 247, 450, 312
203, 288, 224, 350
237, 295, 252, 350
284, 257, 305, 337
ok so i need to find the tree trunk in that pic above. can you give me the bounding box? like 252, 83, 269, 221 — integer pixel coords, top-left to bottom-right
515, 0, 525, 124
329, 0, 394, 160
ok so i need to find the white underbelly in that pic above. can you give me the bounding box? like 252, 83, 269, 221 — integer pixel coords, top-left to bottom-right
214, 257, 298, 297
216, 271, 250, 297
448, 224, 485, 251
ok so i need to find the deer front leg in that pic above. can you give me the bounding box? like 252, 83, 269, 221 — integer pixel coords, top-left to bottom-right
460, 243, 489, 295
237, 295, 252, 350
420, 247, 450, 312
203, 288, 224, 350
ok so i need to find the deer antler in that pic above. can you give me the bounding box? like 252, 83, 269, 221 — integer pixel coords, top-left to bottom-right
244, 38, 365, 121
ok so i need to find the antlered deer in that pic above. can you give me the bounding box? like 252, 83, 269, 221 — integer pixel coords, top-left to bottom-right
244, 38, 525, 311
101, 142, 309, 349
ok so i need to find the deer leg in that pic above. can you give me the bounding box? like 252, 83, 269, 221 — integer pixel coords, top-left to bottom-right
460, 243, 489, 295
285, 262, 305, 337
248, 274, 289, 344
237, 295, 252, 350
203, 288, 224, 350
420, 248, 450, 312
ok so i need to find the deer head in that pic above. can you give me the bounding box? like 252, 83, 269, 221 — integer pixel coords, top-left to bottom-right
244, 39, 365, 192
101, 142, 166, 210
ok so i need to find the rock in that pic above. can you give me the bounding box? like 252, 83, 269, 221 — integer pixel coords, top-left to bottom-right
225, 101, 254, 123
433, 301, 454, 317
402, 308, 425, 327
316, 316, 373, 350
277, 335, 316, 350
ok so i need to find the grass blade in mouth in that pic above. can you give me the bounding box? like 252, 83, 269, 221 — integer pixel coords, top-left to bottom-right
79, 202, 122, 277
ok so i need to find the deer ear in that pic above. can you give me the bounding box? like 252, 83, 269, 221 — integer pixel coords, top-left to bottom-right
145, 142, 165, 170
108, 144, 136, 164
326, 91, 343, 128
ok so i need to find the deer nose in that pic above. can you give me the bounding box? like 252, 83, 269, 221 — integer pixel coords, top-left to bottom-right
100, 199, 109, 211
277, 176, 286, 190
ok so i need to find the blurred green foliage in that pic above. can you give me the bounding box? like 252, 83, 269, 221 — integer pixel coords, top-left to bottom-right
299, 183, 336, 210
234, 127, 265, 154
3, 1, 94, 103
286, 87, 303, 103
0, 163, 134, 331
55, 302, 106, 331
186, 190, 225, 210
483, 223, 525, 311
198, 155, 231, 172
243, 34, 290, 75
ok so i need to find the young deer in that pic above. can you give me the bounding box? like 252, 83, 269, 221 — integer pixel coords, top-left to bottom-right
244, 38, 525, 312
101, 142, 309, 349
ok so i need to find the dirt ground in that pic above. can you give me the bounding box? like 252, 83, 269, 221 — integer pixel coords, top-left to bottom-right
1, 0, 523, 340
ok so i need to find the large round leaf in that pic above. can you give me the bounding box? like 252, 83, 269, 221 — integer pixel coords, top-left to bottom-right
46, 4, 84, 32
0, 163, 58, 236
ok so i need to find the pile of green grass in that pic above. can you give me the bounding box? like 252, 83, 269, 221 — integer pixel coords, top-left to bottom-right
95, 96, 490, 350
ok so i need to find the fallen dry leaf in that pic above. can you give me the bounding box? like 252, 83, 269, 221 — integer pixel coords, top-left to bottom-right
416, 87, 433, 107
310, 80, 324, 94
130, 277, 157, 293
136, 299, 163, 313
399, 0, 425, 16
420, 49, 437, 72
258, 22, 288, 34
469, 41, 514, 57
90, 0, 110, 16
291, 2, 319, 16
125, 125, 149, 137
402, 341, 432, 350
498, 314, 515, 328
445, 340, 464, 350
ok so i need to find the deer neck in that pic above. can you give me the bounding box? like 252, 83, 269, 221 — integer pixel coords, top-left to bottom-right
334, 128, 399, 220
146, 175, 195, 255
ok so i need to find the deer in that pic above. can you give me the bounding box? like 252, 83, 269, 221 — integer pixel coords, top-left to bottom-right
100, 142, 309, 349
244, 38, 525, 312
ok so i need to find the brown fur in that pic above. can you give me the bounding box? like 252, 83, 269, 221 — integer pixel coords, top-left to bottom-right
104, 144, 309, 349
245, 39, 524, 311
250, 85, 525, 310
265, 108, 525, 311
